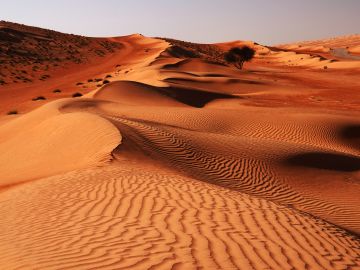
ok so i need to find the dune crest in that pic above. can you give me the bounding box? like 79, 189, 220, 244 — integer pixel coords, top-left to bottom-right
0, 101, 121, 186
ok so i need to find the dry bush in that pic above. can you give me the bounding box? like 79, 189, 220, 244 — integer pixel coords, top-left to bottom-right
72, 92, 83, 97
32, 96, 46, 101
7, 110, 18, 115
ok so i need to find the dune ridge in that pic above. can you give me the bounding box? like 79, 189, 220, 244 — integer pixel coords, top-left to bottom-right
0, 100, 121, 186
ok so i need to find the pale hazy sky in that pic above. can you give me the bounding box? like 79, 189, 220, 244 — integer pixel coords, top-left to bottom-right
1, 0, 359, 45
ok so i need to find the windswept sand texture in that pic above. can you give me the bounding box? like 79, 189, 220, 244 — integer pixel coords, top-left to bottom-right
275, 34, 360, 68
0, 23, 359, 269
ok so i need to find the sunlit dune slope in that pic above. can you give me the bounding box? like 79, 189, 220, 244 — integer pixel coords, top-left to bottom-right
0, 100, 121, 186
0, 163, 359, 269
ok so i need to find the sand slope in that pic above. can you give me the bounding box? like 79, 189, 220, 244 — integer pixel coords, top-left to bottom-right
0, 163, 359, 269
0, 100, 121, 186
273, 34, 360, 68
0, 24, 359, 269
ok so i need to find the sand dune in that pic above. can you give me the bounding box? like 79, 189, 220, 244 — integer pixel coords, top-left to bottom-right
279, 34, 360, 49
59, 99, 360, 234
0, 100, 121, 186
0, 23, 359, 269
0, 163, 359, 269
273, 35, 360, 69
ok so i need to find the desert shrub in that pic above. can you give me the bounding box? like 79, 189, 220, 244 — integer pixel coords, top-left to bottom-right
105, 74, 112, 78
323, 66, 328, 69
32, 96, 46, 101
103, 80, 110, 84
76, 82, 83, 85
95, 49, 105, 56
7, 110, 18, 115
94, 78, 102, 82
87, 79, 93, 82
39, 74, 50, 81
224, 46, 255, 69
72, 92, 83, 97
53, 89, 61, 93
225, 52, 237, 63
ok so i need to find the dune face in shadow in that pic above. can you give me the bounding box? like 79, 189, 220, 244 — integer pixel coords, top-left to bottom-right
159, 86, 235, 107
342, 125, 360, 139
286, 152, 360, 172
341, 125, 360, 151
166, 45, 199, 58
95, 80, 235, 108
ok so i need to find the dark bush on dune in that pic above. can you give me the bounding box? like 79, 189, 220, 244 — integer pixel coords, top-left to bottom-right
225, 52, 237, 63
32, 96, 46, 101
224, 46, 255, 69
53, 89, 61, 93
72, 92, 83, 97
7, 110, 18, 115
103, 80, 110, 84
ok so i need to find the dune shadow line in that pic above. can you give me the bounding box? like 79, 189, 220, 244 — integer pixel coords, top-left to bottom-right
285, 152, 360, 172
158, 86, 235, 108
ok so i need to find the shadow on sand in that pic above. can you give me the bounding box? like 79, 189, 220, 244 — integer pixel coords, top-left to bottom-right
286, 152, 360, 172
